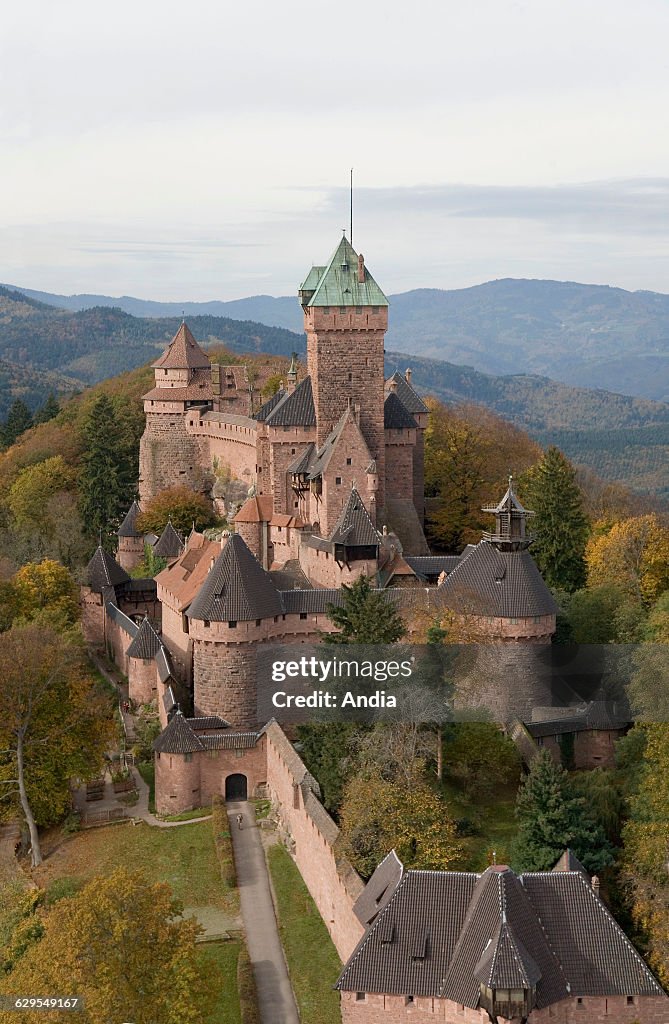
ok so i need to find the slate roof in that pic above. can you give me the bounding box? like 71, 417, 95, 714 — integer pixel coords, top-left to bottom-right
153, 711, 204, 754
153, 712, 260, 754
354, 851, 404, 928
299, 236, 388, 308
263, 376, 315, 428
255, 387, 287, 422
156, 645, 175, 684
105, 601, 139, 637
126, 617, 162, 659
527, 701, 630, 738
118, 500, 142, 538
308, 409, 368, 480
153, 521, 185, 559
287, 444, 316, 476
384, 391, 417, 430
404, 555, 462, 580
385, 372, 428, 415
187, 533, 283, 622
86, 546, 131, 593
474, 920, 542, 989
329, 488, 380, 548
155, 534, 221, 612
152, 322, 211, 370
434, 542, 559, 618
281, 589, 344, 614
338, 864, 665, 1005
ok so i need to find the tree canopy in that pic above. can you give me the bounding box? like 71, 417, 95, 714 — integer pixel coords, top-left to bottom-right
324, 574, 406, 645
136, 486, 218, 536
0, 624, 112, 863
0, 868, 212, 1024
519, 446, 589, 592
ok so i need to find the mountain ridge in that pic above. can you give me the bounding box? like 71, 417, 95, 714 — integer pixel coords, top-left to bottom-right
5, 276, 669, 401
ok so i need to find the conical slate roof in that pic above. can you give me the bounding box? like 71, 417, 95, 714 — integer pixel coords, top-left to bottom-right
552, 849, 589, 877
126, 616, 162, 660
299, 236, 388, 308
152, 322, 211, 371
435, 543, 558, 618
255, 387, 287, 422
153, 711, 204, 754
384, 391, 417, 430
187, 533, 283, 622
153, 521, 184, 559
86, 546, 130, 593
118, 500, 142, 538
329, 488, 379, 548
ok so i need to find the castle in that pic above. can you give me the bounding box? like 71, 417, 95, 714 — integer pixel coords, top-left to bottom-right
77, 234, 658, 1023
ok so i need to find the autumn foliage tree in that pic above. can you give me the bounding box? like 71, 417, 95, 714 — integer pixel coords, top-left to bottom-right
586, 514, 669, 606
0, 868, 212, 1024
338, 758, 461, 877
0, 624, 112, 865
136, 485, 218, 536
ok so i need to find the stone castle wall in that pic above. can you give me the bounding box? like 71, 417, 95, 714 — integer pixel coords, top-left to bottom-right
127, 657, 158, 705
264, 722, 365, 962
154, 734, 268, 815
540, 728, 625, 770
139, 412, 208, 502
299, 544, 378, 589
385, 436, 416, 501
341, 993, 668, 1023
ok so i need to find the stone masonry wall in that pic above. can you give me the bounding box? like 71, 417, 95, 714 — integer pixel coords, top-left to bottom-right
128, 658, 158, 705
139, 412, 208, 503
299, 544, 378, 589
264, 722, 365, 962
540, 729, 625, 770
385, 438, 415, 501
192, 639, 260, 727
81, 589, 105, 646
341, 993, 669, 1023
305, 306, 387, 515
154, 735, 268, 815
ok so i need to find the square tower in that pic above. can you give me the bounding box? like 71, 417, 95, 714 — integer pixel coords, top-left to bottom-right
299, 235, 388, 515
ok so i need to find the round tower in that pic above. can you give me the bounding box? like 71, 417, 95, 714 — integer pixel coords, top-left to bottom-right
138, 322, 213, 503
117, 500, 144, 571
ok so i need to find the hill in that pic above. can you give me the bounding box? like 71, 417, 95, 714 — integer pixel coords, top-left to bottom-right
0, 359, 81, 420
2, 285, 668, 495
6, 277, 669, 401
0, 286, 303, 384
390, 353, 669, 498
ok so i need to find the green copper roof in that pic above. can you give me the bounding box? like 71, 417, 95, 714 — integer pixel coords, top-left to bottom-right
299, 236, 388, 308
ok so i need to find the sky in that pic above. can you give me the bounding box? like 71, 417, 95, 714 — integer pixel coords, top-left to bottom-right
2, 0, 669, 300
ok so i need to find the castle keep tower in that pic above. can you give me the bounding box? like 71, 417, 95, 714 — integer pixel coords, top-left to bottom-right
299, 236, 388, 517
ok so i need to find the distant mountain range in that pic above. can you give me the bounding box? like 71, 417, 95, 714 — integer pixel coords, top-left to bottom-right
6, 277, 669, 402
1, 283, 667, 496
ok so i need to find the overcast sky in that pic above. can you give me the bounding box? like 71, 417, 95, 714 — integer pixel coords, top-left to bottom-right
2, 0, 669, 300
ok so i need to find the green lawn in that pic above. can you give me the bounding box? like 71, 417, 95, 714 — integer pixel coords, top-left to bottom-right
199, 941, 242, 1024
267, 843, 342, 1024
34, 819, 236, 912
440, 779, 519, 871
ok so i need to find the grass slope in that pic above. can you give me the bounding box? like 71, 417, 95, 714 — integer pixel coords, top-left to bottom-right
267, 842, 342, 1024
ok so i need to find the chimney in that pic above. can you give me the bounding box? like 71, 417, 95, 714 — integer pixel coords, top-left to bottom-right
405, 368, 412, 384
592, 875, 600, 897
389, 379, 398, 393
357, 253, 365, 283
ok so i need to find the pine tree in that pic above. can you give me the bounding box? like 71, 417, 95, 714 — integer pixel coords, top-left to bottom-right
324, 574, 406, 644
513, 748, 613, 873
33, 391, 60, 424
78, 394, 136, 548
2, 399, 33, 447
520, 446, 589, 592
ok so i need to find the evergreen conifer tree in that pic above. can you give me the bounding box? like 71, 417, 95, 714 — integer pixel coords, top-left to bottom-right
513, 748, 612, 873
2, 399, 33, 447
521, 446, 589, 592
324, 574, 406, 644
33, 391, 60, 424
78, 394, 136, 547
